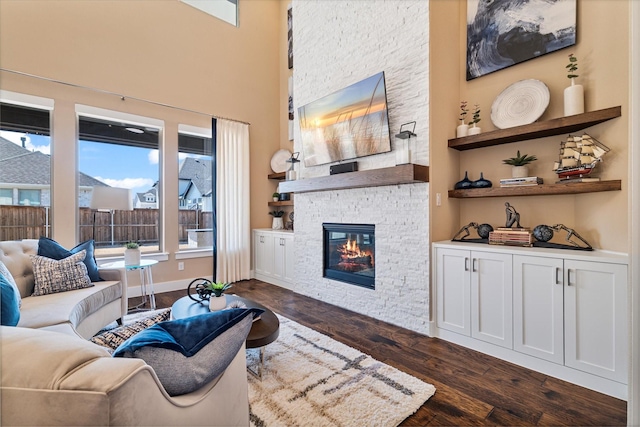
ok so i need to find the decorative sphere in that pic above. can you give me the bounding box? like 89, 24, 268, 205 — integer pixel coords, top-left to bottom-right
533, 225, 554, 242
477, 223, 494, 239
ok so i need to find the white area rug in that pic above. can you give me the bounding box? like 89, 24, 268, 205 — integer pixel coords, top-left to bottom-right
247, 315, 436, 427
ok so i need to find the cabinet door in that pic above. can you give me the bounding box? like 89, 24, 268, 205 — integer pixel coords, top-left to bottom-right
513, 255, 564, 364
254, 232, 275, 277
283, 234, 295, 283
273, 236, 286, 280
436, 248, 471, 336
564, 260, 628, 383
470, 251, 513, 348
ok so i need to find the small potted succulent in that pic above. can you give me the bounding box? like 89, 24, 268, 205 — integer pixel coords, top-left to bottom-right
502, 150, 537, 178
206, 282, 232, 311
124, 241, 141, 266
272, 192, 280, 202
269, 210, 285, 230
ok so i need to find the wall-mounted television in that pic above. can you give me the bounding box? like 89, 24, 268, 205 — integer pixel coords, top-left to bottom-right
298, 71, 391, 167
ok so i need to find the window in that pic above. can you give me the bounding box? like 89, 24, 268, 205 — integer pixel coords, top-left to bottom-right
18, 189, 41, 206
0, 99, 52, 241
178, 125, 213, 251
76, 106, 162, 257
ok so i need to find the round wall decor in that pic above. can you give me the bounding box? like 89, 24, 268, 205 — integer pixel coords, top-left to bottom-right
491, 79, 550, 129
270, 149, 292, 173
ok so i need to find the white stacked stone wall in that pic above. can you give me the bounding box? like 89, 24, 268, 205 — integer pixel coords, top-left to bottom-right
294, 184, 430, 334
288, 0, 431, 334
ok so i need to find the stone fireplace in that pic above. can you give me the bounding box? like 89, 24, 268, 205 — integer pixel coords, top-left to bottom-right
323, 223, 375, 289
291, 183, 430, 335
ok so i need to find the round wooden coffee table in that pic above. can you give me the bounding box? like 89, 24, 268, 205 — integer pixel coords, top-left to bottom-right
171, 294, 279, 378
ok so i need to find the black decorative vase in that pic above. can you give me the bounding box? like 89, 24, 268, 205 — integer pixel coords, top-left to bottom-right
454, 171, 473, 190
471, 172, 492, 188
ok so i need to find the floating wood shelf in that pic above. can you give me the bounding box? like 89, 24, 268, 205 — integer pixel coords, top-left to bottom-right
268, 172, 287, 180
448, 106, 621, 151
278, 164, 429, 194
448, 180, 622, 198
268, 200, 293, 206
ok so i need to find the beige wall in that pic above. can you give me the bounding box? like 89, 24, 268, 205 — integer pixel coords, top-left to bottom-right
430, 0, 629, 252
0, 0, 281, 283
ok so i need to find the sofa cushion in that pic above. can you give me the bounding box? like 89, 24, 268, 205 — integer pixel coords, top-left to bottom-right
0, 259, 21, 307
90, 309, 171, 352
17, 280, 122, 329
113, 308, 262, 396
1, 275, 21, 326
38, 237, 103, 282
0, 239, 38, 298
31, 251, 93, 296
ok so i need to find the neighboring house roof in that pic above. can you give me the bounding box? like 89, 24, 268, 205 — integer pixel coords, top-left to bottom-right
0, 137, 107, 187
179, 157, 212, 196
136, 187, 157, 203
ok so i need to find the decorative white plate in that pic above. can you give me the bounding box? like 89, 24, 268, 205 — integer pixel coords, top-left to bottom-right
491, 79, 550, 129
270, 149, 292, 173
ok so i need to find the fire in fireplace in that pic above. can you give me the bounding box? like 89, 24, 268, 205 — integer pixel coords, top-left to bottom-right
323, 223, 375, 289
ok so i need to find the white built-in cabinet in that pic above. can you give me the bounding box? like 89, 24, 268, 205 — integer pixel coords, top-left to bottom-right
434, 241, 628, 399
253, 229, 294, 287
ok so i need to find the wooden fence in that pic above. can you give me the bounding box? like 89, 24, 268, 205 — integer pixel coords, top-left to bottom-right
0, 205, 213, 247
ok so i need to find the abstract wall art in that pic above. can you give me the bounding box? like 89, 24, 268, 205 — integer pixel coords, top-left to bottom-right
466, 0, 576, 80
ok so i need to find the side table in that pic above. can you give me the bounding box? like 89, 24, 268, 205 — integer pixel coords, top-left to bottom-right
101, 259, 158, 311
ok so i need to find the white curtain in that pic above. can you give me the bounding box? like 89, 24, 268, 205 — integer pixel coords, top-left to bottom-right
215, 119, 251, 283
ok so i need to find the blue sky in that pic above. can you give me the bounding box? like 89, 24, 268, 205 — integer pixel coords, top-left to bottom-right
1, 130, 159, 194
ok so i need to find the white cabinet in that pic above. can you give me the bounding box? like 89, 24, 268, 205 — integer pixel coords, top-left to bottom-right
436, 247, 512, 349
253, 229, 294, 287
513, 255, 628, 383
434, 241, 629, 399
513, 255, 564, 364
563, 259, 628, 384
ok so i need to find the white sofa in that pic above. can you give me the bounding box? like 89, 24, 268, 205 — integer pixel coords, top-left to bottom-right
0, 239, 251, 426
0, 239, 126, 338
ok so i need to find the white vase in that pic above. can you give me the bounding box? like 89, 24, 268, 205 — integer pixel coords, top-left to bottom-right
511, 165, 529, 178
124, 248, 141, 266
468, 124, 481, 135
456, 121, 469, 138
272, 217, 284, 230
564, 78, 584, 116
209, 295, 227, 311
273, 197, 279, 202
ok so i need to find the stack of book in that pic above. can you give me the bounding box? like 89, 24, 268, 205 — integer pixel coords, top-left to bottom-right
488, 228, 533, 247
499, 177, 543, 187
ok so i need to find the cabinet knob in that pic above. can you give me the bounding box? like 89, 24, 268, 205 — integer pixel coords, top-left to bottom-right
556, 267, 562, 285
464, 257, 469, 272
567, 269, 574, 286
472, 258, 478, 272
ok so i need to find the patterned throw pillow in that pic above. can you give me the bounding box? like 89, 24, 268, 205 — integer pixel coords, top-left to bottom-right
0, 259, 21, 307
30, 250, 93, 296
90, 309, 172, 352
37, 237, 103, 282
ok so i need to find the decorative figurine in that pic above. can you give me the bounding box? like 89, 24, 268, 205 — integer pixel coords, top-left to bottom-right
532, 224, 593, 251
452, 222, 494, 243
504, 202, 522, 228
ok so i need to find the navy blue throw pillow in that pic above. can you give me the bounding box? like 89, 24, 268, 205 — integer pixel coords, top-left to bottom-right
37, 237, 103, 282
1, 275, 21, 326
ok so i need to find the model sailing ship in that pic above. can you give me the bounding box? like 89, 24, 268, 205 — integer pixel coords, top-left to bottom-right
553, 133, 610, 181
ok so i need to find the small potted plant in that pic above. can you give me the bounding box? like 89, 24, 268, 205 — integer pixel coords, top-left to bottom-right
269, 210, 285, 230
502, 150, 537, 178
564, 53, 584, 116
272, 192, 280, 202
124, 241, 141, 266
457, 101, 469, 137
468, 103, 481, 135
206, 282, 232, 311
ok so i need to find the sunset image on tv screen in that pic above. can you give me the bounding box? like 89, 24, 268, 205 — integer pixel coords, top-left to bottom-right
298, 72, 391, 167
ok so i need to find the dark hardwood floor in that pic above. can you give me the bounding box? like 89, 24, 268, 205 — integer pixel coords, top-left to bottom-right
142, 279, 627, 426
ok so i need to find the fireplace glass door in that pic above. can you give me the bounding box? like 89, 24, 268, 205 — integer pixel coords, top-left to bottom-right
323, 223, 375, 289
